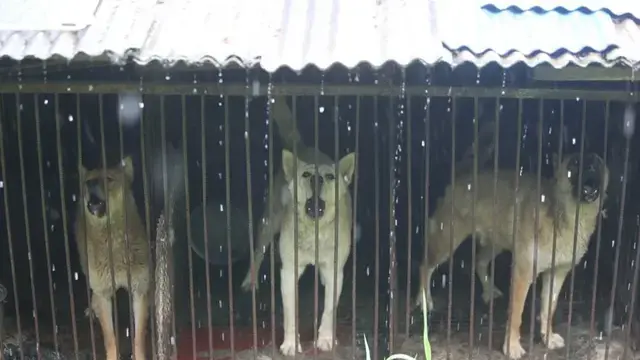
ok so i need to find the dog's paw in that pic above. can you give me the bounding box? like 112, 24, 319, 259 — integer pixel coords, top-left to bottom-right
414, 293, 434, 312
503, 341, 526, 360
481, 286, 503, 304
542, 332, 565, 350
316, 333, 337, 351
280, 337, 302, 356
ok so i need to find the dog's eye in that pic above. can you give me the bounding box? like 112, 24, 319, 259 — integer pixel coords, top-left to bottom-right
302, 171, 312, 178
325, 174, 335, 180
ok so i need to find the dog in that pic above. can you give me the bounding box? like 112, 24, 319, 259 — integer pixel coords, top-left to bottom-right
75, 157, 150, 360
418, 149, 608, 359
276, 148, 356, 355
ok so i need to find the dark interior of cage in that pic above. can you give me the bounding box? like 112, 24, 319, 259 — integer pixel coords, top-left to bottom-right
1, 73, 640, 359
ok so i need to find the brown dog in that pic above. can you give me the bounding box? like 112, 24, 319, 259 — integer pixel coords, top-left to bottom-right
418, 151, 608, 359
75, 157, 149, 360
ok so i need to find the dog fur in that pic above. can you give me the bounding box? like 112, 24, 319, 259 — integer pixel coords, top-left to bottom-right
75, 157, 150, 360
239, 98, 356, 355
418, 147, 608, 359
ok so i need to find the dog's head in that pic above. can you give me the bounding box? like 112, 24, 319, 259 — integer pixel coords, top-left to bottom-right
554, 152, 609, 204
80, 157, 134, 218
281, 149, 356, 220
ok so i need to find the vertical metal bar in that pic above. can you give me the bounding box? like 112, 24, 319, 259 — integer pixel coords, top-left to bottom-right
468, 97, 479, 360
97, 93, 121, 358
313, 94, 321, 360
487, 96, 501, 360
16, 93, 42, 359
505, 98, 523, 355
138, 91, 158, 360
388, 95, 398, 353
182, 94, 198, 359
588, 100, 609, 357
544, 100, 565, 359
76, 94, 98, 360
404, 95, 413, 339
158, 90, 178, 360
118, 92, 137, 360
373, 94, 381, 360
623, 220, 640, 360
421, 91, 431, 342
291, 95, 300, 360
447, 96, 457, 358
332, 94, 341, 360
201, 92, 213, 360
529, 99, 544, 354
351, 95, 361, 359
603, 104, 631, 360
223, 95, 237, 358
243, 72, 259, 356
266, 82, 276, 359
0, 94, 25, 360
565, 99, 590, 358
54, 93, 81, 359
34, 93, 60, 354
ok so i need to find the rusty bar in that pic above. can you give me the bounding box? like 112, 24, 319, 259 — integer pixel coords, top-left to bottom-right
505, 98, 524, 356
313, 94, 321, 360
544, 99, 566, 359
487, 96, 501, 360
35, 92, 59, 355
564, 99, 589, 358
447, 96, 457, 358
181, 94, 198, 359
404, 94, 413, 340
351, 95, 361, 359
243, 70, 259, 357
75, 93, 99, 360
603, 111, 631, 360
373, 94, 381, 360
421, 90, 431, 346
223, 94, 237, 358
468, 97, 479, 359
138, 90, 158, 360
118, 92, 137, 360
96, 92, 121, 359
623, 212, 640, 359
0, 94, 25, 360
200, 90, 213, 360
587, 100, 609, 360
0, 82, 636, 101
53, 93, 81, 359
266, 78, 276, 359
529, 99, 544, 354
387, 94, 398, 353
16, 93, 42, 359
332, 94, 341, 359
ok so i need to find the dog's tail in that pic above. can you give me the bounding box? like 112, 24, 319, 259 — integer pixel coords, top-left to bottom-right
271, 97, 304, 151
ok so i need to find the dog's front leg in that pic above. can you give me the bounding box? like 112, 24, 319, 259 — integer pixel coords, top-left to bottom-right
316, 263, 344, 351
92, 292, 118, 360
280, 263, 305, 356
540, 265, 571, 350
502, 263, 533, 360
132, 289, 149, 360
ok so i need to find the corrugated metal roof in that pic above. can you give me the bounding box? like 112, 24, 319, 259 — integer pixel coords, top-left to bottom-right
0, 0, 639, 71
442, 2, 640, 69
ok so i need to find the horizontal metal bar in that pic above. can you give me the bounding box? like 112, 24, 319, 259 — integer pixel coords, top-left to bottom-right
0, 82, 635, 100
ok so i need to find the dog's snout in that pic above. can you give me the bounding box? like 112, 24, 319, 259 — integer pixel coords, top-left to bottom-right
309, 174, 324, 190
86, 178, 100, 189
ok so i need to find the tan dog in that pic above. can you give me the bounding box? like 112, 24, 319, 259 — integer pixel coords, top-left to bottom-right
277, 149, 356, 355
75, 157, 149, 360
418, 151, 608, 359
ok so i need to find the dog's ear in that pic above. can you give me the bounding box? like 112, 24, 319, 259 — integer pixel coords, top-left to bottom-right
338, 152, 356, 185
122, 156, 134, 180
282, 149, 296, 181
